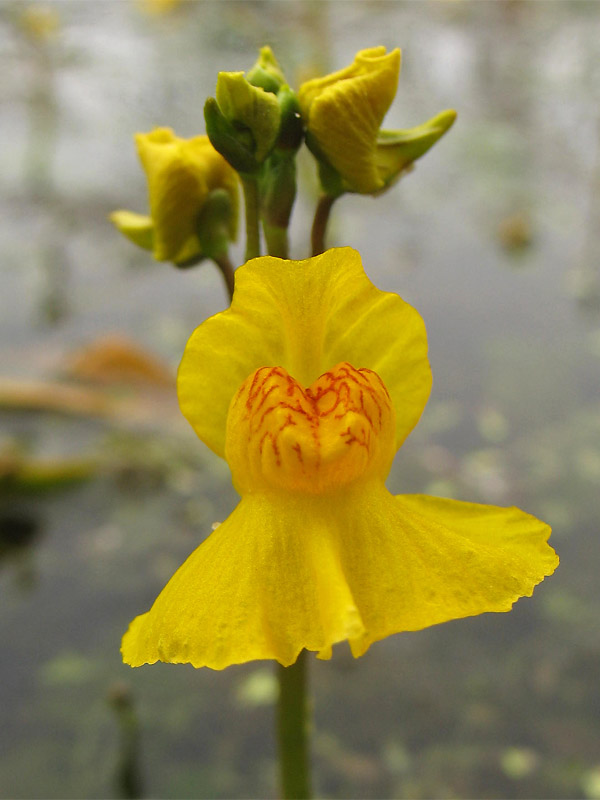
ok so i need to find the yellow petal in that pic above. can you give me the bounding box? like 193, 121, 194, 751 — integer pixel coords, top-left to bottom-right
135, 129, 207, 261
135, 127, 177, 174
177, 247, 431, 458
135, 0, 181, 16
19, 5, 60, 41
298, 46, 397, 115
339, 489, 559, 657
122, 485, 557, 670
121, 493, 366, 670
134, 129, 238, 262
299, 47, 401, 194
109, 210, 154, 251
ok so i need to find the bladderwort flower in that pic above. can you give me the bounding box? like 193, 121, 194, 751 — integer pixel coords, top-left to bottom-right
298, 47, 456, 196
121, 248, 558, 670
110, 128, 238, 266
204, 47, 294, 176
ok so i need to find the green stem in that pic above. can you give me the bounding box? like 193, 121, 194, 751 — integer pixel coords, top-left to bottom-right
311, 194, 337, 256
241, 176, 261, 261
277, 650, 312, 799
213, 253, 236, 302
108, 683, 143, 800
263, 223, 289, 259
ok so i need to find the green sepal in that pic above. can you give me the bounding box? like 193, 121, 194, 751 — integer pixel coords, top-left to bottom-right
260, 150, 297, 230
196, 188, 235, 260
247, 46, 287, 94
375, 109, 457, 188
215, 72, 280, 163
276, 86, 303, 152
378, 109, 456, 149
301, 130, 344, 199
204, 97, 259, 175
262, 222, 288, 259
173, 254, 206, 270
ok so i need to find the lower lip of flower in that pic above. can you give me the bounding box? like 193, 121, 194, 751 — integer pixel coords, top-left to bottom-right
225, 361, 396, 494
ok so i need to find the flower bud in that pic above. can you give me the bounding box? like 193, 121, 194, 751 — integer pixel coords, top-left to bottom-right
110, 128, 238, 265
246, 46, 287, 94
206, 47, 303, 174
206, 71, 280, 171
259, 87, 303, 249
299, 46, 456, 195
275, 86, 303, 152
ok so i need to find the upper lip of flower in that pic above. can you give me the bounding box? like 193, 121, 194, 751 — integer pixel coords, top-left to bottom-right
176, 247, 432, 460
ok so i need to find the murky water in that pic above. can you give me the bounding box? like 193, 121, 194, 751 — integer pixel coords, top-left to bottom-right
1, 1, 600, 798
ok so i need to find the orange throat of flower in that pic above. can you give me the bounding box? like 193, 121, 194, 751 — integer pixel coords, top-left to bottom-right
225, 362, 396, 495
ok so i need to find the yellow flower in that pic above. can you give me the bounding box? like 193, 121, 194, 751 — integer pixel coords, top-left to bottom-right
110, 128, 238, 264
298, 46, 456, 195
135, 0, 182, 15
19, 5, 60, 41
122, 248, 558, 670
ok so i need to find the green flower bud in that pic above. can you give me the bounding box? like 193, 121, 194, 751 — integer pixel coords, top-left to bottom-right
258, 88, 303, 255
213, 71, 281, 165
246, 46, 287, 94
206, 47, 304, 175
275, 86, 303, 152
204, 97, 260, 174
196, 188, 236, 261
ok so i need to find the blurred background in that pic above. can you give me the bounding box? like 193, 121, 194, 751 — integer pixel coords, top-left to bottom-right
1, 1, 599, 798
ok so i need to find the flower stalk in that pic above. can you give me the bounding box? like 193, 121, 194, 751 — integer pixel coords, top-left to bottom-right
264, 222, 289, 259
277, 651, 312, 800
311, 193, 337, 256
241, 175, 261, 260
212, 253, 236, 301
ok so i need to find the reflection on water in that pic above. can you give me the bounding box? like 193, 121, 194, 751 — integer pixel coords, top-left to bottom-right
107, 681, 144, 800
0, 511, 42, 592
1, 1, 600, 798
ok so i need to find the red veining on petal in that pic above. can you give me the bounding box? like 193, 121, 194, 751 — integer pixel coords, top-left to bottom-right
291, 442, 303, 463
227, 362, 394, 493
